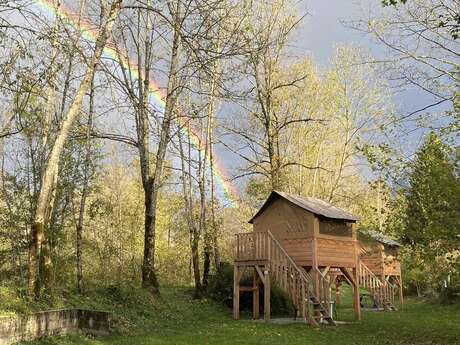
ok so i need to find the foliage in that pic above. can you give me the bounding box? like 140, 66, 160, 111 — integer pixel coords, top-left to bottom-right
402, 133, 459, 258
382, 132, 460, 300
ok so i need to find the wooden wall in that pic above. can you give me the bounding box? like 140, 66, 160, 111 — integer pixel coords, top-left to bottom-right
359, 242, 402, 277
360, 243, 384, 276
282, 238, 312, 267
383, 254, 401, 276
316, 237, 356, 267
253, 198, 314, 239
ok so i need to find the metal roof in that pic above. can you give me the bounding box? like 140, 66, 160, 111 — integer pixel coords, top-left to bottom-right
248, 191, 360, 223
363, 230, 401, 247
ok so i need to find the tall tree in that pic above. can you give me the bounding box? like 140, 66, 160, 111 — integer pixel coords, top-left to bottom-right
226, 0, 309, 191
402, 132, 459, 259
28, 0, 123, 298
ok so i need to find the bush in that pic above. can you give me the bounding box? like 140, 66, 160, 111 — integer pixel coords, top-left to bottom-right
208, 262, 295, 317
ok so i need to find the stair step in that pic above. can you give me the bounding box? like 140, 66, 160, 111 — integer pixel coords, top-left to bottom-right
313, 308, 328, 314
312, 315, 333, 319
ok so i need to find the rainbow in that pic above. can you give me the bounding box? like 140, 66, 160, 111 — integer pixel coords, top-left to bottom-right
34, 0, 241, 207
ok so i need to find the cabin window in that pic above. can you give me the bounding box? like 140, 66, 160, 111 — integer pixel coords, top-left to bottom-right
319, 220, 352, 237
385, 246, 399, 257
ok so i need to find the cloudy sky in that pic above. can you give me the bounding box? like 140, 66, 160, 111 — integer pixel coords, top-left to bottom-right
298, 0, 373, 63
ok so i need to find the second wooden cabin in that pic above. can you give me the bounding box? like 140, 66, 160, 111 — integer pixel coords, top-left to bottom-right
358, 230, 403, 302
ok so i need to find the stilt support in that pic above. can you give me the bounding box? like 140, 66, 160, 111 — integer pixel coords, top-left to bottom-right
264, 266, 270, 321
335, 280, 342, 306
233, 265, 240, 320
340, 267, 361, 321
253, 268, 260, 319
352, 267, 361, 321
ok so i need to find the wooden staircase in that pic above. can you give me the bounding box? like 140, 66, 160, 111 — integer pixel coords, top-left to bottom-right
358, 261, 397, 310
235, 231, 336, 326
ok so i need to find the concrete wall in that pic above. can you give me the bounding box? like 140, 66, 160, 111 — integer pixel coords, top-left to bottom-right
0, 309, 111, 345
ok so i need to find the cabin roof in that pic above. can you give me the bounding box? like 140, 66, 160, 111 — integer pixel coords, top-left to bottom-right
248, 190, 359, 224
364, 230, 401, 247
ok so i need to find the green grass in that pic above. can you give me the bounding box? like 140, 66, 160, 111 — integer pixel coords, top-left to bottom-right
11, 285, 460, 345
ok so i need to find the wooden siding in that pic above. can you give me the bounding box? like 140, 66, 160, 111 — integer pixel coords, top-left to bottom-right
383, 255, 401, 276
282, 238, 312, 266
359, 242, 401, 277
316, 237, 356, 268
253, 198, 314, 238
319, 219, 353, 237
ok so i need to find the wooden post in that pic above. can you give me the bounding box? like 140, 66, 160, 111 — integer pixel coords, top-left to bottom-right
352, 223, 361, 320
335, 280, 342, 306
233, 265, 240, 320
352, 267, 361, 321
312, 217, 320, 297
301, 281, 306, 319
264, 266, 270, 321
399, 275, 404, 307
253, 268, 260, 319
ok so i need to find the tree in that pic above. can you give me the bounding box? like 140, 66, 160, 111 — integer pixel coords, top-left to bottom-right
382, 0, 460, 39
402, 132, 459, 259
356, 0, 459, 132
28, 0, 123, 299
226, 0, 309, 191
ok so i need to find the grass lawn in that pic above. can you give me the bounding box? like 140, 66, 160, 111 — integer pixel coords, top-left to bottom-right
14, 286, 460, 345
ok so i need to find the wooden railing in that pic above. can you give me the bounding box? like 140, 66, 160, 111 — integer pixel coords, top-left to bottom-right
235, 231, 333, 324
235, 232, 269, 261
358, 261, 395, 308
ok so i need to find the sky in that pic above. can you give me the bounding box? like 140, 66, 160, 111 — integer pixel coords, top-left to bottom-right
298, 0, 371, 63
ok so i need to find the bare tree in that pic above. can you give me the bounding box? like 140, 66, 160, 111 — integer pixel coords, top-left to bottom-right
354, 0, 460, 128
28, 0, 123, 298
223, 0, 317, 191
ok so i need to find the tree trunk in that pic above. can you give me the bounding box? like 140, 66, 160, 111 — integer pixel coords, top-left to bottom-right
141, 0, 182, 291
28, 0, 123, 298
75, 75, 95, 294
178, 123, 202, 297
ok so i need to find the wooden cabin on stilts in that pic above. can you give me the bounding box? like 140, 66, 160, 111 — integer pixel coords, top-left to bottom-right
330, 230, 403, 311
358, 230, 403, 306
233, 191, 402, 325
233, 191, 362, 326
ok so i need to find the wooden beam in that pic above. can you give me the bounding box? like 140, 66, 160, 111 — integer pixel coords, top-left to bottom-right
312, 217, 320, 296
335, 280, 342, 306
399, 274, 404, 307
321, 266, 331, 276
233, 265, 240, 320
234, 259, 269, 266
352, 267, 361, 321
253, 268, 260, 319
255, 265, 266, 285
264, 266, 270, 321
340, 267, 356, 286
239, 286, 256, 292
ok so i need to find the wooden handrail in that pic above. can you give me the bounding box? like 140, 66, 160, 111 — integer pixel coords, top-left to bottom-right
359, 261, 395, 308
266, 231, 307, 278
235, 231, 334, 324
